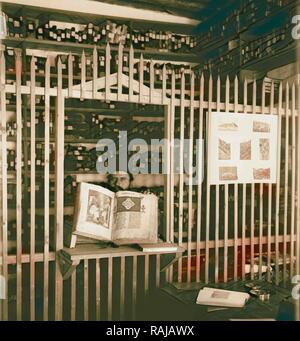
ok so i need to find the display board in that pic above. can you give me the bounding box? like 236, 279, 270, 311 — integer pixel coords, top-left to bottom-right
208, 112, 278, 185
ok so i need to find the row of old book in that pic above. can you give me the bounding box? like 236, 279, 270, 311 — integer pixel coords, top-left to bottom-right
5, 15, 197, 51
195, 0, 295, 75
195, 0, 293, 50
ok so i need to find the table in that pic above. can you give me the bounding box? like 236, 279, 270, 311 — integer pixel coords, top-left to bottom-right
137, 280, 294, 321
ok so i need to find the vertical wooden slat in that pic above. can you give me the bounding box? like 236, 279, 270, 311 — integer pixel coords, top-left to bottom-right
132, 256, 137, 320
187, 71, 195, 284
167, 71, 176, 283
43, 56, 50, 321
30, 56, 36, 321
144, 254, 149, 295
164, 105, 171, 250
177, 71, 185, 283
68, 53, 73, 98
93, 47, 98, 100
120, 256, 125, 320
156, 254, 160, 288
0, 48, 8, 320
117, 43, 123, 101
275, 81, 283, 285
169, 71, 176, 245
214, 75, 221, 284
162, 64, 166, 105
70, 270, 76, 321
149, 60, 155, 104
250, 79, 257, 280
129, 45, 134, 102
267, 80, 275, 282
15, 48, 22, 321
83, 259, 88, 321
233, 75, 238, 281
54, 57, 64, 321
80, 50, 86, 100
290, 83, 296, 278
205, 74, 213, 284
105, 43, 111, 101
139, 54, 144, 103
296, 81, 300, 321
223, 75, 230, 283
283, 82, 290, 285
196, 73, 204, 283
107, 257, 113, 321
95, 259, 100, 321
259, 80, 266, 280
242, 78, 247, 280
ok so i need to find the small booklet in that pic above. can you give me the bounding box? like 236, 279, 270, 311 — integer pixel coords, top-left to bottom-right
196, 287, 250, 308
136, 242, 180, 253
71, 182, 158, 247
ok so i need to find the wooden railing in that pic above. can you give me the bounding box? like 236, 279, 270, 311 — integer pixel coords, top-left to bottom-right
0, 42, 299, 320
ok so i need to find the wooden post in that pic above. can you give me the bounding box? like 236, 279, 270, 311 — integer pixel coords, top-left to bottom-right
132, 256, 137, 320
162, 65, 167, 105
250, 79, 257, 280
149, 60, 155, 104
164, 105, 171, 246
290, 83, 296, 278
129, 45, 134, 102
0, 48, 8, 321
224, 75, 230, 283
80, 50, 86, 101
275, 81, 283, 285
95, 259, 100, 321
68, 53, 73, 98
120, 256, 125, 320
187, 71, 195, 284
259, 79, 266, 280
83, 259, 89, 321
55, 57, 64, 321
144, 254, 149, 295
107, 257, 113, 321
267, 80, 275, 282
139, 54, 144, 103
168, 71, 176, 283
177, 71, 185, 283
283, 82, 290, 286
196, 73, 204, 283
105, 43, 111, 101
214, 75, 221, 284
30, 55, 36, 321
15, 48, 22, 321
242, 78, 248, 280
205, 74, 212, 284
43, 56, 51, 321
296, 81, 300, 321
233, 75, 238, 281
156, 254, 161, 288
117, 43, 123, 101
71, 270, 77, 321
93, 47, 98, 100
170, 71, 176, 245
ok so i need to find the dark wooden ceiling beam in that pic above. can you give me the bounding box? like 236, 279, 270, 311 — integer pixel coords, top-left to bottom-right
95, 0, 208, 19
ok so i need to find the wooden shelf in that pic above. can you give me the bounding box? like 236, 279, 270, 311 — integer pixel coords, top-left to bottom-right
6, 104, 165, 115
58, 243, 185, 279
3, 37, 199, 63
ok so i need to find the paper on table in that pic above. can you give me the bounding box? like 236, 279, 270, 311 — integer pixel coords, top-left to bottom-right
196, 287, 250, 308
